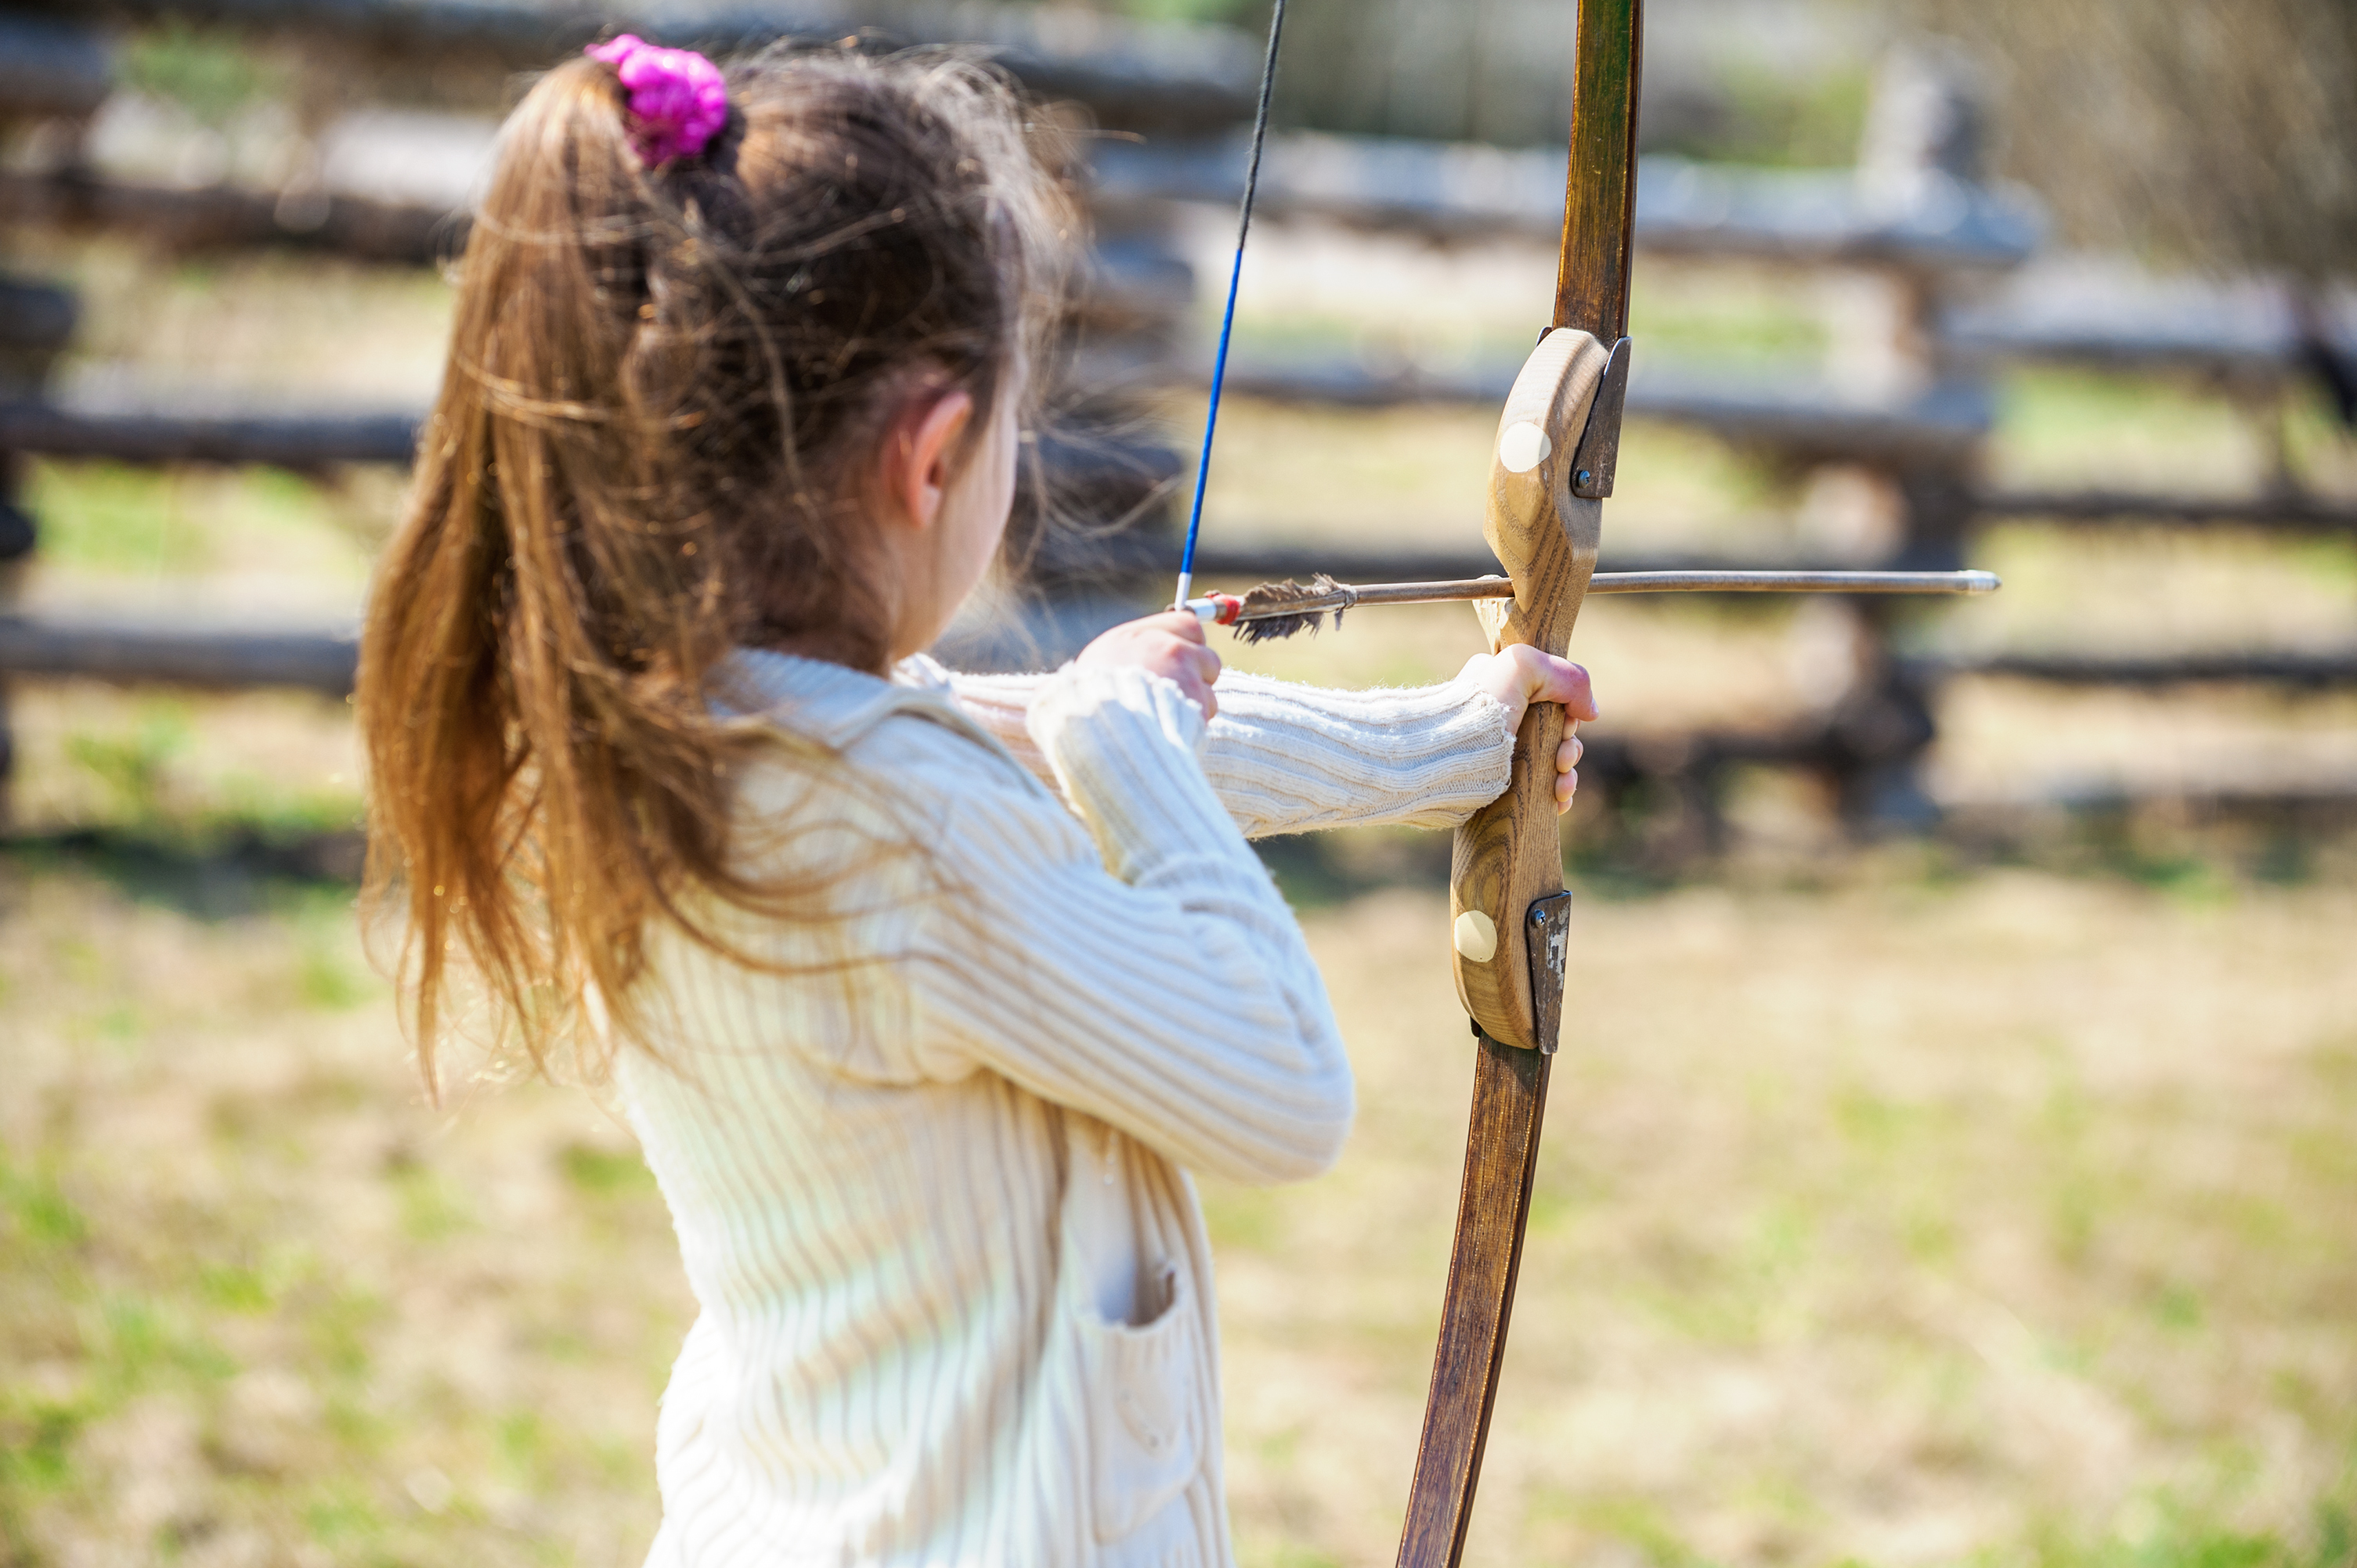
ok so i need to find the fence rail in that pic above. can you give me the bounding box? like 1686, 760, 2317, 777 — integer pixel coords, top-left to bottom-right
1095, 141, 2044, 272
0, 170, 458, 269
5, 0, 1258, 135
0, 614, 357, 696
0, 401, 418, 467
1975, 488, 2357, 533
0, 376, 1993, 472
1930, 651, 2357, 690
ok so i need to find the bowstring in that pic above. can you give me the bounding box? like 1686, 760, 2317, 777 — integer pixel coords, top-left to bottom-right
1172, 0, 1288, 611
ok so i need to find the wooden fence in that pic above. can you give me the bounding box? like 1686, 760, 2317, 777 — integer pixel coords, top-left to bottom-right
2, 3, 2352, 839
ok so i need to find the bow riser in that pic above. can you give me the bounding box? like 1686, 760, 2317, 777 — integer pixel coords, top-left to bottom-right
1449, 327, 1612, 1051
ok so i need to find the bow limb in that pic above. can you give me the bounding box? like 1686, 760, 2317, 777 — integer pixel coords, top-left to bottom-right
1397, 3, 1643, 1564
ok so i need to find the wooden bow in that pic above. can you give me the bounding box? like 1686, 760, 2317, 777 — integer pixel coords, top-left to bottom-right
1396, 2, 1643, 1563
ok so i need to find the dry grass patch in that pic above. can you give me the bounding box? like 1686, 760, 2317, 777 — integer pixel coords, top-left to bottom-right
0, 861, 686, 1566
1213, 870, 2357, 1568
5, 849, 2355, 1566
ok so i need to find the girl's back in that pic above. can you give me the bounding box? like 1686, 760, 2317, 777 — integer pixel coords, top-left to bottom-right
619, 648, 1334, 1565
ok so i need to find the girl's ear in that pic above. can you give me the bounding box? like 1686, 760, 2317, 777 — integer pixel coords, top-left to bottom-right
883, 387, 976, 533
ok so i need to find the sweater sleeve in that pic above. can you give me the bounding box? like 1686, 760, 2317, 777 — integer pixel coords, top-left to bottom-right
937, 664, 1517, 839
909, 664, 1354, 1185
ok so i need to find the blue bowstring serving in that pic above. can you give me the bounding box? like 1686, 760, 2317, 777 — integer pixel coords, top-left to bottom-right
1172, 0, 1287, 611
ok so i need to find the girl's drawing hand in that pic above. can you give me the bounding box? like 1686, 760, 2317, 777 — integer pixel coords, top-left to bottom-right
1076, 611, 1225, 719
1457, 646, 1597, 814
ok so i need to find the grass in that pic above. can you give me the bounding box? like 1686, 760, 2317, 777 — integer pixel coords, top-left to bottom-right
1208, 871, 2357, 1568
4, 683, 364, 870
22, 460, 396, 589
0, 863, 683, 1566
11, 228, 455, 409
121, 16, 296, 128
5, 849, 2355, 1566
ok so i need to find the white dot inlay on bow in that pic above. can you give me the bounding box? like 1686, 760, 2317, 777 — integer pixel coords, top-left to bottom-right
1498, 422, 1551, 474
1453, 910, 1499, 962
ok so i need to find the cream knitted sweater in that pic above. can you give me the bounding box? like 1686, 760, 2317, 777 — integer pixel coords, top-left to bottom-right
619, 651, 1515, 1568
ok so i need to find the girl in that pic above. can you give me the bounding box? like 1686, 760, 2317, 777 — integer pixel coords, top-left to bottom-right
358, 38, 1595, 1568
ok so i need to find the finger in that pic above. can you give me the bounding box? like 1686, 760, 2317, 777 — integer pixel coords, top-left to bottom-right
1174, 667, 1217, 720
1556, 734, 1583, 773
1193, 651, 1222, 721
1554, 765, 1579, 813
1151, 608, 1208, 645
1528, 654, 1597, 721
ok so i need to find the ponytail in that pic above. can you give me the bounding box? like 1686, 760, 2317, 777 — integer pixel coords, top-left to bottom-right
357, 48, 1074, 1090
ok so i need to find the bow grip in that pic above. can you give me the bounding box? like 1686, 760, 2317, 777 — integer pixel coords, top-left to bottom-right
1449, 327, 1612, 1052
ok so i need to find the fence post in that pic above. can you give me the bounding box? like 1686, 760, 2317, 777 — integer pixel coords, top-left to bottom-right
0, 460, 25, 829
1803, 41, 1991, 832
0, 276, 81, 830
0, 16, 108, 830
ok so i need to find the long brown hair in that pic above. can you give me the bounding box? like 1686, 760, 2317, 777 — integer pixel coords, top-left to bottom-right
358, 46, 1074, 1090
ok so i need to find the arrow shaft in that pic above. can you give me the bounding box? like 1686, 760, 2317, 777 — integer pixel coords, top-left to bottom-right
1172, 0, 1289, 611
1186, 569, 2001, 633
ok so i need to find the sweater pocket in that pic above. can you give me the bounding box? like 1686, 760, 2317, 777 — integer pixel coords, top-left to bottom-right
1081, 1261, 1203, 1545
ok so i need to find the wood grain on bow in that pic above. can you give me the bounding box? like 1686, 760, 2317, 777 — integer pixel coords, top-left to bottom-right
1397, 2, 1643, 1564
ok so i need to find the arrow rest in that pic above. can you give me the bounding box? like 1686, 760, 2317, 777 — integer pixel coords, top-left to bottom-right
1570, 336, 1633, 499
1521, 891, 1575, 1055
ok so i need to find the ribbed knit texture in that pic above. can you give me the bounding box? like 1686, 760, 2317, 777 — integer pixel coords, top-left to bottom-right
939, 658, 1515, 835
617, 651, 1514, 1567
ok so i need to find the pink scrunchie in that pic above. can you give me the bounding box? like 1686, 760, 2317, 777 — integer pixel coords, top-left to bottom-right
585, 34, 727, 165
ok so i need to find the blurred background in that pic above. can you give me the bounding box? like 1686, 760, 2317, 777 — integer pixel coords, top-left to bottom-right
2, 2, 2353, 1564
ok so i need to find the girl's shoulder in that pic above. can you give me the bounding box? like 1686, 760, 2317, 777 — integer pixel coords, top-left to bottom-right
716, 648, 1062, 828
706, 652, 1099, 987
